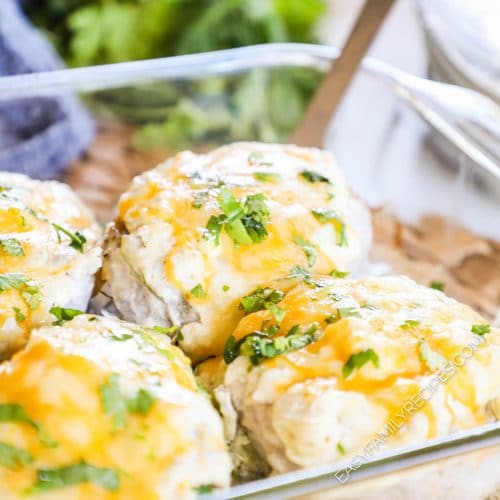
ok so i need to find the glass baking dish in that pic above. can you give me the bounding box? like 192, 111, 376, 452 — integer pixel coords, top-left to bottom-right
0, 44, 498, 499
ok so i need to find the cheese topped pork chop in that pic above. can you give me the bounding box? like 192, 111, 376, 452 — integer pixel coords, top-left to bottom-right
0, 314, 231, 499
103, 142, 371, 360
0, 173, 101, 359
197, 275, 500, 474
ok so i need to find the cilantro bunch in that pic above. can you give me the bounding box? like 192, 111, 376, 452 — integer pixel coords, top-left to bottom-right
24, 0, 327, 147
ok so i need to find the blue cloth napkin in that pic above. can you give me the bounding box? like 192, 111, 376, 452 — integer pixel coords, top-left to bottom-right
0, 0, 94, 179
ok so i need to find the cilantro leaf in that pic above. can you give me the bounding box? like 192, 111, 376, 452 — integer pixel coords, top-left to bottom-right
0, 442, 32, 469
52, 224, 86, 253
418, 341, 447, 371
294, 235, 317, 267
28, 461, 120, 493
0, 403, 56, 448
126, 389, 156, 415
342, 349, 379, 378
0, 238, 24, 256
429, 281, 445, 291
311, 208, 347, 246
330, 269, 349, 278
192, 190, 209, 208
13, 307, 25, 322
471, 324, 490, 336
224, 324, 319, 365
240, 287, 284, 315
299, 170, 331, 184
99, 374, 157, 430
194, 484, 215, 494
99, 374, 128, 431
190, 284, 208, 298
50, 306, 84, 326
400, 319, 421, 330
205, 190, 270, 246
0, 273, 42, 310
253, 172, 280, 183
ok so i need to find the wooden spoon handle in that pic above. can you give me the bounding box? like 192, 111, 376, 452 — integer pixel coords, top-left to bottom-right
290, 0, 396, 147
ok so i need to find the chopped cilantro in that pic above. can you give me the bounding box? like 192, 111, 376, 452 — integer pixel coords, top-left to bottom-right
28, 462, 119, 493
50, 306, 84, 326
0, 273, 42, 310
337, 442, 346, 455
294, 235, 317, 267
266, 303, 286, 324
99, 374, 157, 430
194, 484, 215, 494
99, 374, 128, 430
52, 223, 86, 253
299, 170, 331, 184
253, 172, 280, 182
330, 269, 349, 278
205, 190, 270, 246
418, 341, 447, 371
109, 333, 134, 342
471, 324, 490, 336
126, 389, 156, 415
240, 287, 284, 315
152, 325, 182, 342
311, 208, 347, 246
0, 442, 33, 469
190, 284, 208, 298
0, 238, 24, 256
400, 319, 421, 330
429, 281, 445, 291
338, 307, 361, 318
222, 285, 230, 292
342, 349, 379, 378
0, 403, 56, 448
224, 324, 319, 365
13, 307, 25, 322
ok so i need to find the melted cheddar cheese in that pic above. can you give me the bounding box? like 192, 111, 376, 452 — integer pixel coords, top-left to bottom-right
200, 275, 500, 473
0, 315, 231, 499
104, 143, 371, 360
0, 173, 101, 359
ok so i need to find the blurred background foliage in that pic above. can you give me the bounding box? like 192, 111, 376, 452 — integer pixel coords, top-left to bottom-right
23, 0, 327, 148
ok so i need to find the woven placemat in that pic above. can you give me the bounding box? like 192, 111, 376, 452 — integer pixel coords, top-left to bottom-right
63, 121, 500, 320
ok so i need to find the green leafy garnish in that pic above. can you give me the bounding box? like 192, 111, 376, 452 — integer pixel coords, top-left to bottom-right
342, 349, 379, 378
0, 273, 42, 310
337, 442, 346, 455
99, 374, 128, 430
418, 341, 447, 371
194, 484, 215, 494
28, 462, 119, 493
50, 306, 84, 326
190, 284, 208, 298
52, 223, 86, 253
253, 172, 280, 183
330, 269, 349, 278
299, 170, 331, 184
222, 285, 230, 292
429, 281, 445, 291
471, 324, 490, 336
13, 307, 25, 322
400, 319, 421, 330
294, 235, 317, 267
152, 325, 183, 342
109, 333, 134, 342
126, 389, 156, 415
311, 208, 347, 246
205, 190, 270, 246
99, 374, 157, 430
0, 238, 24, 256
239, 287, 284, 317
266, 303, 286, 324
224, 324, 319, 365
0, 442, 33, 469
0, 403, 56, 448
338, 308, 361, 318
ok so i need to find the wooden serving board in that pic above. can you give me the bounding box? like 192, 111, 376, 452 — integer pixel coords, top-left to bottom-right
63, 121, 500, 320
